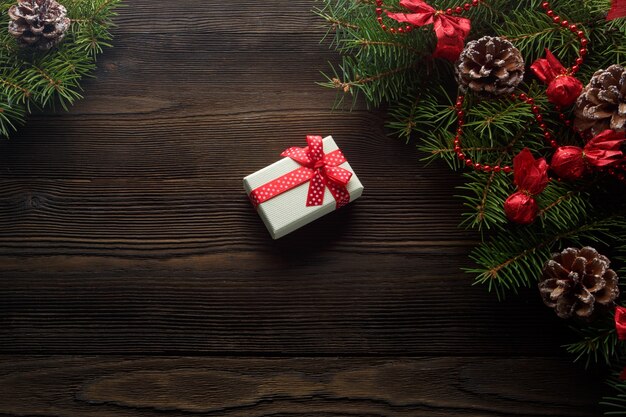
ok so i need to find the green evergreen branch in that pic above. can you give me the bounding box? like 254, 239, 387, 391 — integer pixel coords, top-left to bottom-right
355, 38, 423, 55
469, 217, 625, 298
565, 315, 622, 368
325, 17, 361, 30
0, 0, 121, 137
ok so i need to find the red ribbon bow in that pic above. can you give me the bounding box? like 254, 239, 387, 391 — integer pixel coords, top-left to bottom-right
614, 306, 626, 380
551, 130, 626, 180
249, 135, 353, 210
504, 148, 549, 225
386, 0, 471, 61
608, 0, 626, 20
530, 49, 583, 107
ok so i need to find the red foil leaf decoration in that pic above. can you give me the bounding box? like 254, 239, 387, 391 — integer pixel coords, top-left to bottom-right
504, 149, 549, 224
585, 129, 626, 167
607, 0, 626, 20
386, 0, 470, 61
615, 306, 626, 341
530, 49, 565, 83
530, 49, 583, 107
616, 305, 626, 380
513, 148, 549, 195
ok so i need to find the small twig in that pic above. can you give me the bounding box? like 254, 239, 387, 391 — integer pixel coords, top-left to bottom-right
0, 79, 31, 98
327, 17, 360, 30
32, 66, 61, 90
357, 39, 422, 55
331, 63, 416, 92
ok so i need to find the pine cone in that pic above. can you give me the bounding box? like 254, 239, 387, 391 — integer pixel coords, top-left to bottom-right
8, 0, 71, 51
538, 247, 619, 319
456, 36, 525, 95
574, 65, 626, 135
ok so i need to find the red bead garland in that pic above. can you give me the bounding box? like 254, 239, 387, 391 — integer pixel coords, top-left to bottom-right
540, 1, 589, 75
374, 0, 481, 33
452, 94, 559, 174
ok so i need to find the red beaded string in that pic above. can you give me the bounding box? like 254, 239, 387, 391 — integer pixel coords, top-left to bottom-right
540, 1, 589, 75
452, 93, 558, 174
374, 0, 481, 33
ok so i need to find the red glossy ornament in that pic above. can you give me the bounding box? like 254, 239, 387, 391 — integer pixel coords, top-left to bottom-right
550, 146, 586, 180
531, 49, 583, 107
547, 75, 583, 107
504, 191, 539, 225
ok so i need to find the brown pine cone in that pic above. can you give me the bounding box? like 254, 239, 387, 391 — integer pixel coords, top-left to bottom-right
8, 0, 71, 51
456, 36, 525, 95
574, 64, 626, 135
538, 247, 619, 319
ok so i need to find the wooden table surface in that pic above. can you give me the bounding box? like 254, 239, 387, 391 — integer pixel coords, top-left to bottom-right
0, 2, 605, 416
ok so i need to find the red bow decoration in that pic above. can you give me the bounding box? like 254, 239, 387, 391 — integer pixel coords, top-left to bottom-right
386, 0, 471, 61
530, 49, 583, 107
607, 0, 626, 20
249, 135, 353, 210
551, 130, 626, 180
503, 148, 549, 225
614, 306, 626, 380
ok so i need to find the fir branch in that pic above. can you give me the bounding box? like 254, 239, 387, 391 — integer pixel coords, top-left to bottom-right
601, 360, 626, 415
355, 39, 423, 55
564, 313, 622, 368
469, 217, 626, 298
0, 0, 121, 137
326, 17, 361, 30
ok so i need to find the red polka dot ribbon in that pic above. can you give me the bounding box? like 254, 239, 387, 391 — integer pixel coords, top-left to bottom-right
249, 135, 353, 210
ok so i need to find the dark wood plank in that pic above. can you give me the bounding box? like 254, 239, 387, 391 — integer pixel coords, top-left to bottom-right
0, 356, 603, 417
0, 250, 574, 354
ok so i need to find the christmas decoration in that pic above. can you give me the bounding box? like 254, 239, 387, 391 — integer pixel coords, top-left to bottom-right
551, 130, 626, 180
456, 36, 524, 95
607, 0, 626, 20
0, 0, 121, 138
8, 0, 70, 50
244, 135, 364, 239
615, 306, 626, 340
574, 64, 626, 135
615, 306, 626, 380
530, 49, 583, 107
316, 0, 626, 412
503, 148, 549, 224
383, 0, 471, 61
538, 247, 619, 319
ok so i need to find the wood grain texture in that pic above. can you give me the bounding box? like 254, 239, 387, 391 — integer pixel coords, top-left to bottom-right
0, 0, 605, 415
0, 356, 602, 417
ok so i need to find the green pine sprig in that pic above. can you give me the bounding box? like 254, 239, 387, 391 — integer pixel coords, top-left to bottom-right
0, 0, 122, 137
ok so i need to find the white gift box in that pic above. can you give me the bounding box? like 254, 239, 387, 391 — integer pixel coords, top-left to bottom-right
243, 135, 364, 239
